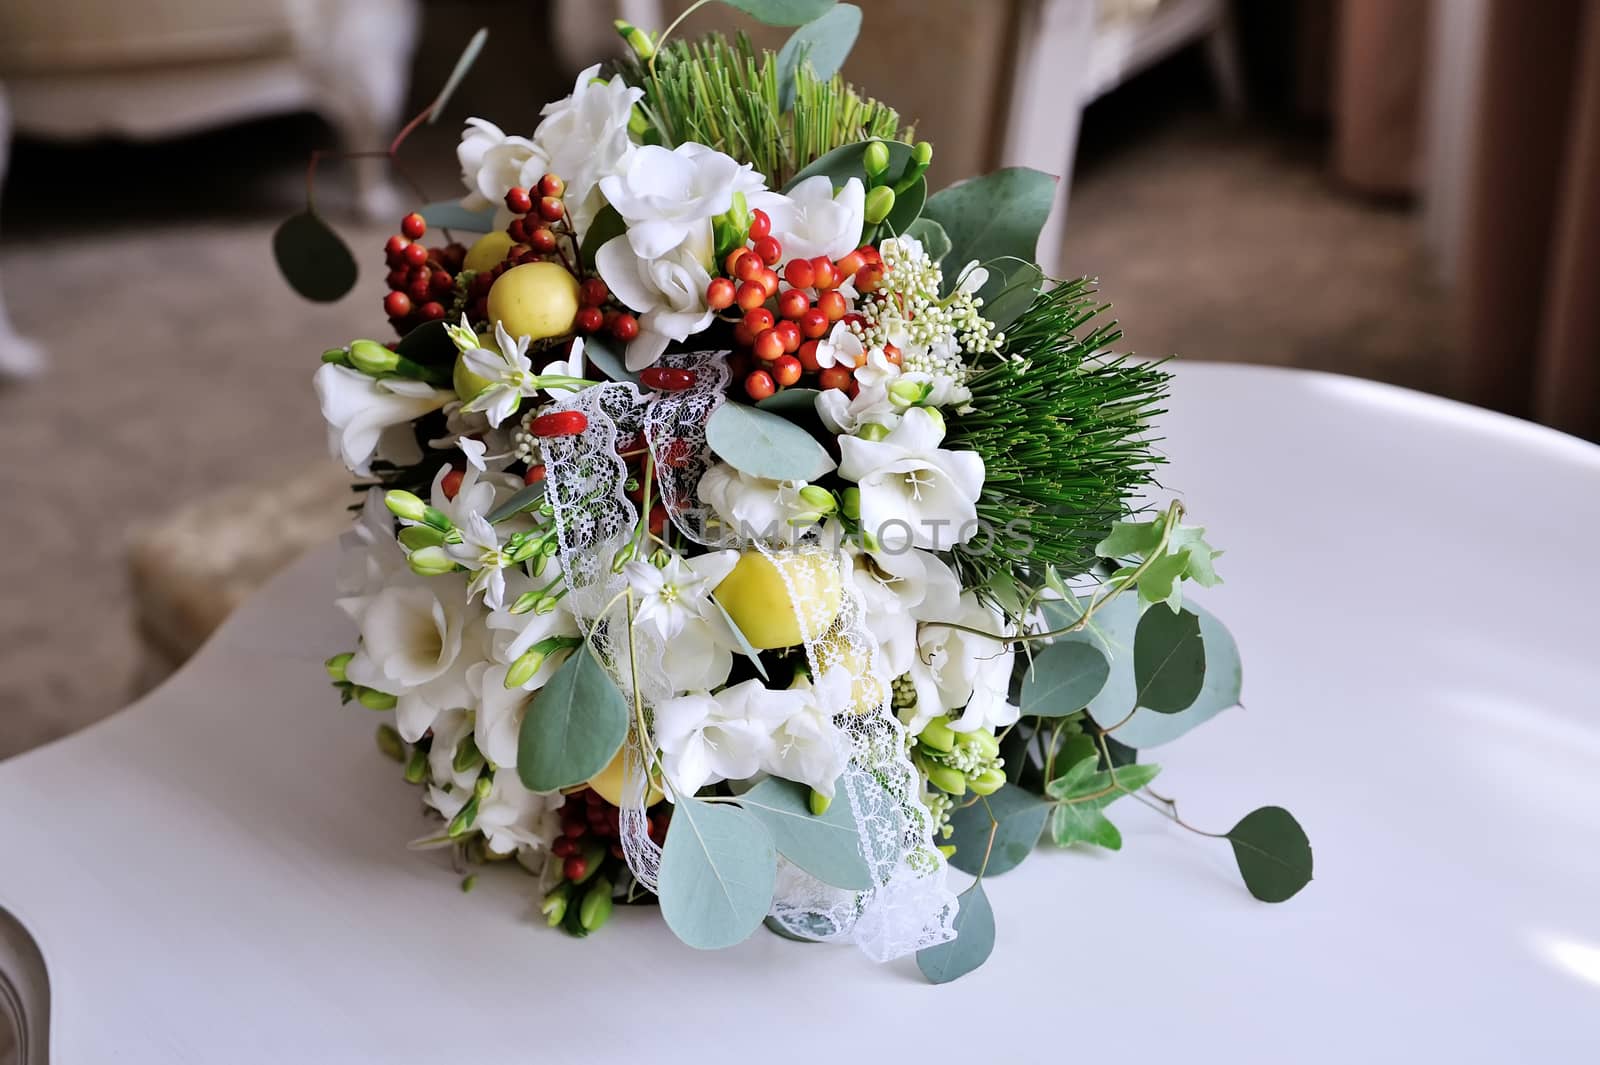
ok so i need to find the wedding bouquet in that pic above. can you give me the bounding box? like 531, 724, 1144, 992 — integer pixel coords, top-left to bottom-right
280, 1, 1310, 982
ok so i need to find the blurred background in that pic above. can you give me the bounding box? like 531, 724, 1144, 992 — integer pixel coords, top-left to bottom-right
0, 0, 1594, 765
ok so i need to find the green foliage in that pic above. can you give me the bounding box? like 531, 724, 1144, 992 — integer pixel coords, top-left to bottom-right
427, 27, 488, 125
723, 0, 837, 24
921, 167, 1055, 302
1115, 605, 1241, 748
1020, 640, 1109, 718
628, 32, 913, 186
1227, 806, 1313, 902
903, 217, 951, 262
516, 645, 628, 792
706, 401, 836, 480
1045, 755, 1161, 850
580, 334, 639, 384
1098, 513, 1223, 611
274, 211, 357, 302
946, 279, 1170, 591
785, 139, 925, 232
755, 386, 820, 413
736, 777, 872, 889
917, 882, 994, 984
945, 784, 1050, 877
1133, 606, 1206, 713
775, 4, 861, 110
417, 201, 495, 232
658, 796, 777, 949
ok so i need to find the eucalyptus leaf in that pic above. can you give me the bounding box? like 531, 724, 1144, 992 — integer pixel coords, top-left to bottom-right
580, 333, 640, 383
273, 211, 357, 302
658, 797, 777, 949
945, 784, 1050, 877
516, 645, 627, 792
975, 257, 1044, 332
707, 596, 770, 681
706, 402, 836, 481
1227, 806, 1313, 903
756, 387, 821, 414
1021, 640, 1109, 717
486, 481, 545, 524
737, 776, 871, 889
776, 4, 861, 111
417, 201, 497, 233
903, 217, 951, 264
428, 27, 488, 123
579, 205, 627, 270
785, 140, 925, 234
917, 881, 995, 984
922, 168, 1056, 296
722, 0, 837, 25
1133, 606, 1205, 713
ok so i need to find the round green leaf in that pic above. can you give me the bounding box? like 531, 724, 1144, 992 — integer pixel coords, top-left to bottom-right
417, 201, 496, 233
515, 645, 627, 792
785, 140, 925, 234
1227, 806, 1313, 903
1021, 639, 1109, 717
579, 333, 639, 384
921, 167, 1056, 295
945, 784, 1049, 877
706, 401, 836, 481
776, 4, 861, 111
394, 319, 456, 366
579, 206, 627, 270
1115, 608, 1241, 747
1133, 606, 1206, 713
658, 797, 777, 949
973, 256, 1044, 332
916, 881, 994, 984
737, 776, 871, 890
903, 217, 951, 263
273, 211, 356, 302
756, 387, 820, 414
723, 0, 837, 25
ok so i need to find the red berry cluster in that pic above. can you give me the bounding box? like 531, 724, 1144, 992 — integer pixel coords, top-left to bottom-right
551, 787, 669, 883
381, 212, 466, 334
704, 210, 887, 401
574, 277, 639, 343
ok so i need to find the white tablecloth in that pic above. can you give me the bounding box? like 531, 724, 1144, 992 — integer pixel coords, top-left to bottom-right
3, 364, 1598, 1062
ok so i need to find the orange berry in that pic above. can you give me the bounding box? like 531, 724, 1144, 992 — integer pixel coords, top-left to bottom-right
753, 236, 782, 265
784, 258, 816, 289
756, 268, 780, 298
778, 289, 810, 320
735, 280, 767, 311
797, 339, 822, 373
773, 320, 801, 353
818, 367, 852, 391
771, 355, 802, 387
816, 290, 847, 321
810, 257, 838, 290
706, 277, 737, 310
835, 250, 865, 278
743, 307, 775, 333
753, 328, 785, 361
744, 370, 776, 401
799, 307, 829, 339
734, 252, 765, 283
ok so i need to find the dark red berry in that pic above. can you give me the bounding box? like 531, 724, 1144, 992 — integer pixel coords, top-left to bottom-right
418, 301, 446, 321
748, 208, 771, 241
610, 313, 640, 341
563, 856, 588, 881
537, 196, 565, 223
523, 463, 546, 485
575, 306, 604, 333
507, 218, 529, 243
383, 291, 412, 318
441, 468, 465, 500
403, 242, 428, 267
753, 236, 782, 266
580, 278, 609, 307
538, 173, 565, 198
428, 270, 454, 295
400, 213, 426, 240
505, 187, 533, 214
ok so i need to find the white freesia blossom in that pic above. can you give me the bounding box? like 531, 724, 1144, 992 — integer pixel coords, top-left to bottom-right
814, 320, 865, 370
456, 319, 539, 428
750, 175, 865, 262
768, 671, 852, 798
313, 363, 451, 476
475, 772, 565, 856
697, 463, 820, 542
655, 686, 791, 797
538, 336, 585, 380
905, 592, 1019, 735
339, 580, 475, 742
457, 66, 641, 239
843, 539, 962, 677
425, 709, 482, 799
337, 488, 406, 598
596, 226, 717, 370
445, 511, 511, 609
837, 407, 986, 551
599, 143, 764, 258
486, 573, 581, 685
469, 661, 523, 769
661, 614, 735, 693
953, 260, 990, 296
816, 378, 897, 436
623, 550, 738, 640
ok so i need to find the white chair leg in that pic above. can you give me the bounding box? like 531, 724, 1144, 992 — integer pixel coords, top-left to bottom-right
999, 0, 1096, 277
297, 0, 421, 222
1204, 2, 1248, 118
0, 84, 46, 379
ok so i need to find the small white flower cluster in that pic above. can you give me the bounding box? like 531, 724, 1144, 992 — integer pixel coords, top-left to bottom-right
847, 237, 1003, 382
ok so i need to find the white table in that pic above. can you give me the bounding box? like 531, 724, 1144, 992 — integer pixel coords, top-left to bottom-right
4, 364, 1598, 1062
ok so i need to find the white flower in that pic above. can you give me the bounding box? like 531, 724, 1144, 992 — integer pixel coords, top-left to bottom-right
538, 336, 586, 380
837, 407, 985, 552
750, 175, 865, 262
337, 488, 406, 598
339, 580, 475, 742
816, 378, 897, 436
457, 118, 544, 212
530, 65, 643, 238
953, 260, 990, 297
475, 772, 565, 857
766, 671, 851, 798
905, 592, 1019, 735
623, 550, 738, 640
596, 225, 717, 370
843, 540, 962, 677
599, 143, 764, 259
425, 709, 482, 801
654, 685, 792, 797
814, 320, 865, 370
459, 320, 539, 428
444, 511, 511, 609
469, 661, 524, 769
696, 463, 822, 542
661, 614, 735, 693
486, 573, 581, 684
313, 363, 451, 476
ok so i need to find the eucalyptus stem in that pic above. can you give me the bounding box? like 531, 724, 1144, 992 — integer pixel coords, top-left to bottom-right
649, 0, 713, 78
